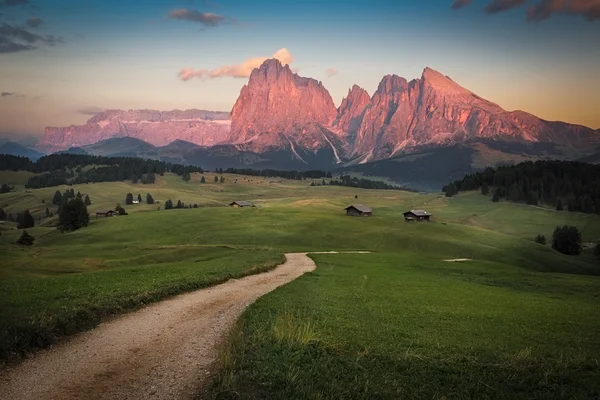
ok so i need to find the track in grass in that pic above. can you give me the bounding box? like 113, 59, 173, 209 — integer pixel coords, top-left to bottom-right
0, 252, 368, 400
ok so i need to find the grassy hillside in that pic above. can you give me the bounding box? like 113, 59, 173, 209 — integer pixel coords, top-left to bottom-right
1, 171, 599, 396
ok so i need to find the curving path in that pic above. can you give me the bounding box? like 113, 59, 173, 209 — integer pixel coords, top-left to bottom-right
0, 252, 325, 400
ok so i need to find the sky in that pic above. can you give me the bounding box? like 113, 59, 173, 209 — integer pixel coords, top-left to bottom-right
1, 0, 599, 138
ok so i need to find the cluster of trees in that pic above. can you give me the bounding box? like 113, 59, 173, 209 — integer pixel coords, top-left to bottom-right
327, 175, 409, 191
53, 189, 91, 207
164, 199, 199, 209
224, 168, 331, 180
0, 183, 14, 193
58, 197, 90, 232
0, 154, 203, 189
442, 161, 600, 214
125, 193, 155, 204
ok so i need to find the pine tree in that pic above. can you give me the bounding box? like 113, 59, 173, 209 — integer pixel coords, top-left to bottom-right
137, 194, 142, 203
214, 176, 219, 183
84, 195, 92, 206
17, 209, 35, 229
115, 204, 127, 215
481, 182, 490, 195
16, 230, 35, 246
52, 190, 63, 205
492, 188, 502, 202
45, 207, 50, 218
0, 207, 5, 221
58, 198, 90, 232
552, 225, 582, 256
176, 200, 183, 209
146, 193, 154, 204
76, 191, 82, 200
200, 176, 206, 184
125, 193, 134, 205
165, 199, 173, 210
183, 172, 191, 182
220, 176, 225, 183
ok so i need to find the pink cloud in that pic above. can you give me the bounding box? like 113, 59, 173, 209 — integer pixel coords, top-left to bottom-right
325, 68, 338, 77
178, 48, 294, 81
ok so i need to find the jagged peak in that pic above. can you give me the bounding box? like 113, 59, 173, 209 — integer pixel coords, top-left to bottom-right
421, 67, 471, 95
376, 74, 408, 94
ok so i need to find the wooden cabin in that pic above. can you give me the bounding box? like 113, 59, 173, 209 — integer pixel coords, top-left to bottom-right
345, 204, 372, 217
403, 210, 431, 222
229, 201, 254, 208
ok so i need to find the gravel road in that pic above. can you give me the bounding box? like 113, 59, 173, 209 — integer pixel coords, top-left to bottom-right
0, 252, 317, 400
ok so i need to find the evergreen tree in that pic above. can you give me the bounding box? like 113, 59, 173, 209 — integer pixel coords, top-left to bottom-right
183, 172, 191, 182
481, 182, 490, 195
492, 188, 502, 202
146, 193, 154, 204
7, 213, 14, 222
552, 225, 582, 256
220, 176, 225, 183
84, 195, 91, 206
17, 209, 35, 229
0, 207, 5, 221
45, 207, 50, 218
165, 199, 173, 210
69, 188, 75, 197
444, 183, 457, 198
193, 204, 198, 208
58, 198, 90, 232
176, 200, 183, 209
556, 199, 563, 211
200, 176, 206, 184
137, 194, 142, 203
52, 190, 63, 205
0, 183, 11, 193
115, 204, 127, 215
76, 191, 82, 200
535, 234, 546, 245
214, 176, 219, 183
16, 230, 35, 246
326, 171, 332, 178
322, 179, 326, 185
125, 193, 134, 205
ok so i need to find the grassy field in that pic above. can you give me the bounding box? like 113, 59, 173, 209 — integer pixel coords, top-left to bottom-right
1, 171, 599, 397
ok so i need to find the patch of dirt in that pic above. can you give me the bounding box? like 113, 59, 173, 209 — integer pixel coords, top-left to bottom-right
444, 258, 473, 262
0, 253, 317, 400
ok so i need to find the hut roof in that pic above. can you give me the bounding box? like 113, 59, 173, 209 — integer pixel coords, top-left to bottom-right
405, 209, 431, 216
345, 204, 372, 213
230, 200, 254, 207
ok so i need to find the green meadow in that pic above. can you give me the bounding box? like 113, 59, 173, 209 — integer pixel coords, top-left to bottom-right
1, 172, 599, 397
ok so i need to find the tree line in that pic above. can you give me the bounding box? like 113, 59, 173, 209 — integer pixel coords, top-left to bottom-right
223, 168, 331, 180
325, 175, 413, 191
442, 160, 600, 214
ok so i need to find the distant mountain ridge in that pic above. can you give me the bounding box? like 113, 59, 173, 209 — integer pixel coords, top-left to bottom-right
0, 141, 45, 160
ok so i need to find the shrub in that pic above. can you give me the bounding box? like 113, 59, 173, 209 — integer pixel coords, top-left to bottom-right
535, 234, 546, 245
17, 230, 35, 246
551, 225, 582, 256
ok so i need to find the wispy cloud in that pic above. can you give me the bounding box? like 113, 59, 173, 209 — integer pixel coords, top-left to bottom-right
168, 8, 234, 27
0, 0, 29, 7
0, 22, 64, 53
485, 0, 528, 14
452, 0, 600, 22
25, 17, 43, 28
78, 106, 105, 115
325, 68, 338, 77
179, 48, 294, 81
451, 0, 473, 9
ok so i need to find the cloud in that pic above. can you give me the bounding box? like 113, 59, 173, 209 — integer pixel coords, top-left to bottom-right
78, 106, 105, 115
485, 0, 528, 13
179, 47, 294, 81
325, 68, 338, 77
1, 92, 14, 97
168, 8, 232, 27
0, 22, 64, 53
0, 0, 29, 7
527, 0, 600, 21
26, 17, 43, 28
451, 0, 473, 9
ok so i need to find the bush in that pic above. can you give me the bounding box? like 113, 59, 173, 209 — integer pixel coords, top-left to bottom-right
58, 198, 90, 232
17, 230, 35, 246
552, 225, 582, 256
535, 234, 546, 245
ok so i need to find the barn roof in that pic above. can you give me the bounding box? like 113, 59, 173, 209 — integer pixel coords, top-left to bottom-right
404, 209, 431, 216
230, 200, 253, 207
345, 204, 372, 213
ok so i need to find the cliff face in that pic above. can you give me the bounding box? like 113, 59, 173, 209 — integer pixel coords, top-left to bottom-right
228, 59, 342, 159
39, 109, 230, 153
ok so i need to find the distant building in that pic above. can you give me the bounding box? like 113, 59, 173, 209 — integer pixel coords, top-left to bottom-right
344, 204, 372, 217
229, 201, 254, 208
95, 210, 115, 218
132, 200, 140, 204
403, 210, 431, 222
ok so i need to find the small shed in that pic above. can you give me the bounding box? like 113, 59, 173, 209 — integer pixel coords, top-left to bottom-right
403, 210, 431, 222
95, 210, 115, 218
229, 201, 254, 208
345, 204, 372, 217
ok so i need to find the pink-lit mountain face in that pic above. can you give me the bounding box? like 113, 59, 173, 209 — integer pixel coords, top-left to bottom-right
41, 59, 599, 164
39, 109, 230, 153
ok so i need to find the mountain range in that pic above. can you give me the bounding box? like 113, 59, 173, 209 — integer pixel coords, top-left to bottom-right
5, 59, 600, 189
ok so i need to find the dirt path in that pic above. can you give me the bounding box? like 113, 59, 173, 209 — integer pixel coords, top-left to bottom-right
0, 252, 320, 400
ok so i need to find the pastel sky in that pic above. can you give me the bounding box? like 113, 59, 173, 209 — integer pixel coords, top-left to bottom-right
1, 0, 599, 137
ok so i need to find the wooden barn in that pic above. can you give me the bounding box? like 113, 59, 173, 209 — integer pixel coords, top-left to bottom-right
345, 204, 372, 217
403, 210, 431, 222
95, 210, 115, 218
229, 201, 254, 208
